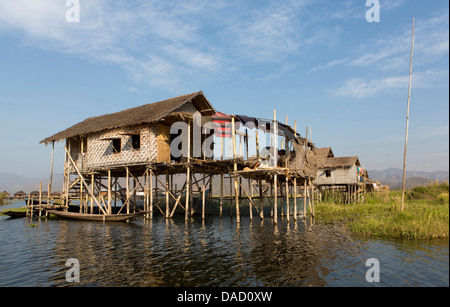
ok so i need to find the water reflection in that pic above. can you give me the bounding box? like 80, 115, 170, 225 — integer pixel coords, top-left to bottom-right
0, 206, 448, 287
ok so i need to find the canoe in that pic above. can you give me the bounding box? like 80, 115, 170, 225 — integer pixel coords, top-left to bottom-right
2, 209, 40, 218
2, 210, 27, 218
46, 210, 144, 222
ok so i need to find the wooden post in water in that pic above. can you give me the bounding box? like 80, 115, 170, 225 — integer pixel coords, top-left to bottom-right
202, 174, 206, 220
259, 179, 264, 219
286, 176, 290, 223
273, 109, 278, 224
90, 174, 94, 214
27, 193, 31, 217
39, 181, 42, 217
303, 180, 307, 218
232, 116, 240, 223
166, 170, 170, 218
149, 170, 153, 219
185, 121, 191, 221
293, 177, 297, 220
401, 17, 415, 212
107, 169, 112, 214
273, 174, 278, 224
220, 173, 223, 218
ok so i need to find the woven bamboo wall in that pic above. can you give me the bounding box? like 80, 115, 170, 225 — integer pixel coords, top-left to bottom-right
316, 165, 358, 185
69, 124, 158, 171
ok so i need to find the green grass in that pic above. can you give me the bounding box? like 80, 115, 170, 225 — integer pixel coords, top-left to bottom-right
315, 182, 449, 239
0, 207, 27, 216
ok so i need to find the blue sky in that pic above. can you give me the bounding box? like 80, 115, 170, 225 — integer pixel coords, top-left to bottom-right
0, 0, 448, 178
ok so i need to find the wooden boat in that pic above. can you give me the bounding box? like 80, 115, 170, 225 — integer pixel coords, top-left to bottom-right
2, 208, 40, 218
46, 210, 144, 222
3, 210, 27, 218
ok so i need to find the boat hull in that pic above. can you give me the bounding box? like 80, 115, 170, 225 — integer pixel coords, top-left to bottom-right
46, 210, 143, 222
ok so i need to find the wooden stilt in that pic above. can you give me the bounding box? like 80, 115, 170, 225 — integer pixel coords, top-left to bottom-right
232, 116, 240, 223
107, 170, 112, 214
166, 171, 170, 218
39, 181, 42, 217
29, 194, 33, 218
248, 178, 253, 220
259, 179, 264, 219
220, 173, 223, 218
293, 177, 297, 220
149, 170, 153, 219
185, 120, 191, 221
273, 174, 278, 224
126, 167, 130, 214
303, 180, 307, 218
90, 174, 94, 214
202, 174, 206, 220
286, 176, 290, 223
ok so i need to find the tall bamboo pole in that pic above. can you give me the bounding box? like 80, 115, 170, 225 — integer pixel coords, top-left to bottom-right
166, 171, 170, 218
401, 18, 415, 212
232, 116, 240, 223
185, 120, 191, 221
108, 169, 112, 214
273, 109, 278, 224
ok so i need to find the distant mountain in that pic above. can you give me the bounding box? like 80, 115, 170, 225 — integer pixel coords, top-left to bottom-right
0, 172, 63, 194
368, 168, 449, 189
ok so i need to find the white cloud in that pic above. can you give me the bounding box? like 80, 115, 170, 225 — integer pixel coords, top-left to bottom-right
228, 3, 301, 62
333, 69, 449, 99
0, 0, 226, 88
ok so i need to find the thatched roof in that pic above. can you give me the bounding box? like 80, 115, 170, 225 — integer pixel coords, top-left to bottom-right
40, 91, 215, 144
323, 156, 360, 168
315, 147, 334, 168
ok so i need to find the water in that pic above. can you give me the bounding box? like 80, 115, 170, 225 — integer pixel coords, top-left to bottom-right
0, 201, 448, 287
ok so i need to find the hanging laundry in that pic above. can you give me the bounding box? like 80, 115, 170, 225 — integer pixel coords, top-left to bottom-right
212, 112, 240, 137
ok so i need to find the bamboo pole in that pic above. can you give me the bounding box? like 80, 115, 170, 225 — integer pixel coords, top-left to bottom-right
255, 130, 260, 160
126, 167, 130, 214
273, 174, 277, 224
107, 169, 112, 214
220, 173, 224, 218
286, 176, 290, 223
303, 180, 307, 218
64, 146, 107, 215
202, 174, 206, 220
166, 171, 170, 218
259, 179, 264, 219
273, 109, 278, 224
46, 182, 50, 217
149, 170, 153, 219
185, 121, 191, 221
248, 178, 253, 220
39, 181, 42, 217
80, 172, 84, 213
90, 174, 94, 214
29, 194, 33, 218
401, 17, 415, 212
232, 116, 240, 223
293, 177, 297, 221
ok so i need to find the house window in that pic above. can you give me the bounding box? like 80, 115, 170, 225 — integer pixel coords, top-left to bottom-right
131, 134, 140, 150
325, 170, 331, 178
112, 138, 121, 153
